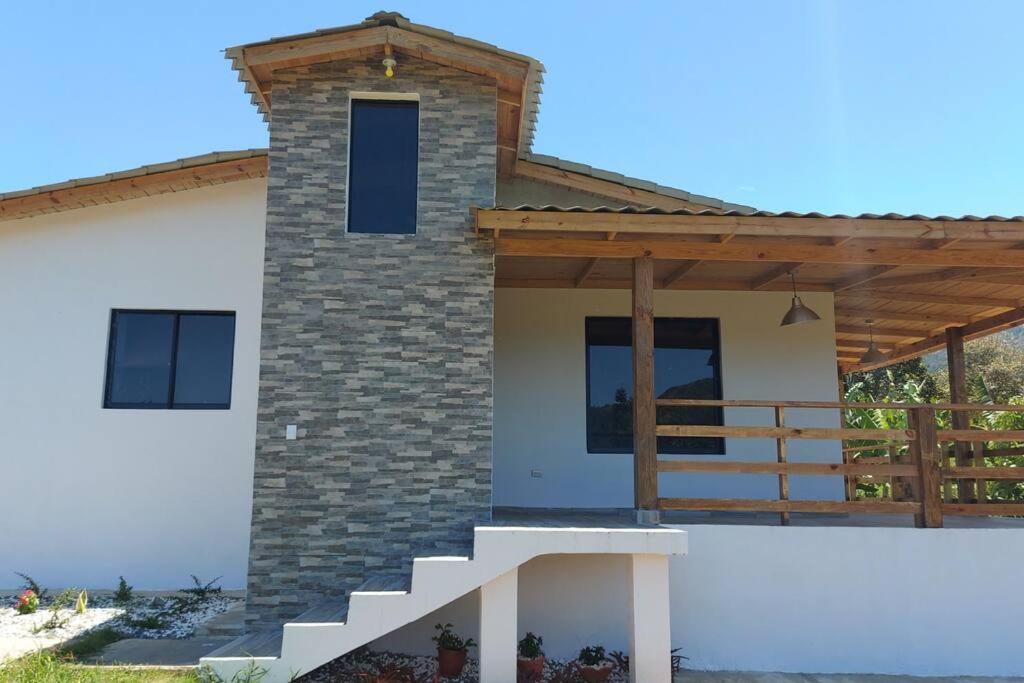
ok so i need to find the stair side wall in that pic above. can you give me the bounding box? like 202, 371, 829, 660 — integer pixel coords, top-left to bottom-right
245, 57, 496, 627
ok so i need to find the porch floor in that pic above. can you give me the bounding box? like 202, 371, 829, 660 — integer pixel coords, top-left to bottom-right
491, 507, 1024, 529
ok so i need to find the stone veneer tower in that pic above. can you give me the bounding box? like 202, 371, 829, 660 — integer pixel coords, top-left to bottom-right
244, 53, 498, 626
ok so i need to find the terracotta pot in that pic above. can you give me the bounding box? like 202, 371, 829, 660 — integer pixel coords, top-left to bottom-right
517, 654, 545, 680
437, 647, 468, 678
579, 662, 613, 683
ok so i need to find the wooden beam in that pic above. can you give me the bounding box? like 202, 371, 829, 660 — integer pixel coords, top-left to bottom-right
832, 265, 900, 292
657, 460, 919, 477
478, 208, 1024, 242
574, 259, 600, 288
659, 498, 921, 514
834, 307, 971, 325
493, 238, 1024, 268
495, 277, 834, 292
834, 323, 928, 339
662, 260, 702, 288
863, 267, 1024, 289
909, 406, 943, 528
750, 262, 801, 290
946, 327, 976, 502
632, 257, 657, 512
512, 161, 717, 211
656, 425, 912, 441
838, 290, 1020, 309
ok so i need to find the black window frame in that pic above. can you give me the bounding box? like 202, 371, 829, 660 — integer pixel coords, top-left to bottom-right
103, 309, 236, 410
346, 97, 420, 235
584, 316, 725, 455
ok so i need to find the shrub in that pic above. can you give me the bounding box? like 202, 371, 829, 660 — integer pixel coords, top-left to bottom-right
34, 588, 75, 633
518, 632, 544, 659
170, 575, 222, 613
113, 576, 134, 605
15, 589, 39, 615
577, 645, 607, 666
127, 615, 168, 630
15, 572, 47, 601
432, 623, 476, 651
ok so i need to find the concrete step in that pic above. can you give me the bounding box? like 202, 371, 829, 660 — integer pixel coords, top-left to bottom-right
205, 630, 283, 659
290, 598, 349, 624
195, 602, 246, 637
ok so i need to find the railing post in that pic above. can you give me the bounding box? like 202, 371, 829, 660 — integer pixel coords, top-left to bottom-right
946, 327, 974, 501
908, 406, 943, 528
632, 256, 658, 523
775, 406, 790, 526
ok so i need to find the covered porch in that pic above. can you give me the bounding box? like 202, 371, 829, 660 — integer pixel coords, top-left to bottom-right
478, 206, 1024, 528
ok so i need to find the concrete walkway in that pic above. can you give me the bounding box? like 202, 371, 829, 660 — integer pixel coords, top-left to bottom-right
85, 637, 233, 666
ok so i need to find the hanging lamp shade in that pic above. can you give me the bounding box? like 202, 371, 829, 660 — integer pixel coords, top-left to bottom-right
859, 321, 888, 363
780, 272, 821, 327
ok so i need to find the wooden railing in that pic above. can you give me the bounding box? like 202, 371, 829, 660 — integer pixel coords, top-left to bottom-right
648, 399, 1024, 527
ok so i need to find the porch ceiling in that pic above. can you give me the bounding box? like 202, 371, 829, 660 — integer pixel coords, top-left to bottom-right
476, 206, 1024, 375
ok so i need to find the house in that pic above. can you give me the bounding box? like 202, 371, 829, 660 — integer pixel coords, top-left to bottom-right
4, 11, 1024, 682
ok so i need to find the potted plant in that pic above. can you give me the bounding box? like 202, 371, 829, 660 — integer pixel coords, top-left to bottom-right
517, 632, 545, 680
433, 622, 476, 678
577, 645, 612, 683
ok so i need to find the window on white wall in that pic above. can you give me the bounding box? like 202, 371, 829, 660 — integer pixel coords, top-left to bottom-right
104, 310, 236, 409
347, 99, 419, 234
585, 317, 724, 454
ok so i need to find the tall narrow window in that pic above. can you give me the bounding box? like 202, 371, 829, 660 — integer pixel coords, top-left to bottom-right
585, 317, 723, 454
104, 310, 236, 409
348, 99, 419, 234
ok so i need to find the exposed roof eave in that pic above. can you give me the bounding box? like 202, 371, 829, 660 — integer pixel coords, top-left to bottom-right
225, 12, 545, 157
0, 149, 268, 222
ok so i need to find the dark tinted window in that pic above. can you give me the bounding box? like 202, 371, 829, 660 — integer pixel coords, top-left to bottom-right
348, 99, 418, 234
104, 310, 235, 409
172, 314, 236, 407
586, 317, 723, 454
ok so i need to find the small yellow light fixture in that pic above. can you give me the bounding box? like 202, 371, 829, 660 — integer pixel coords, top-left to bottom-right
383, 44, 396, 78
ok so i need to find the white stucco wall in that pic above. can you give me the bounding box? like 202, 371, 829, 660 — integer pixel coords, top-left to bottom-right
375, 525, 1024, 677
0, 180, 267, 590
493, 288, 843, 508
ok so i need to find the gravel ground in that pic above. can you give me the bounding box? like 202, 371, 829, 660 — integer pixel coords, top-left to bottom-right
1, 591, 242, 646
299, 649, 632, 682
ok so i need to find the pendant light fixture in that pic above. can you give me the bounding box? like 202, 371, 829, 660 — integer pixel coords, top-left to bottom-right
859, 320, 888, 364
780, 271, 821, 327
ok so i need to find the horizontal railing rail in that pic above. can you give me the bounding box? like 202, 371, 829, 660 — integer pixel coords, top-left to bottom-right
652, 398, 1024, 527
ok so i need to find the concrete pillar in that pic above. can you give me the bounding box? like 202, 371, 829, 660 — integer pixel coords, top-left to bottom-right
479, 567, 518, 683
629, 553, 672, 683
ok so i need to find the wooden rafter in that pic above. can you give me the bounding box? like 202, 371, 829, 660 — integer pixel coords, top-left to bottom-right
750, 262, 801, 290
662, 260, 702, 288
838, 290, 1020, 309
832, 265, 900, 292
834, 323, 928, 339
834, 307, 972, 325
574, 259, 600, 288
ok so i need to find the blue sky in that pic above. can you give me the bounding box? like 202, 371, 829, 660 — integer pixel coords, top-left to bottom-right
3, 1, 1022, 216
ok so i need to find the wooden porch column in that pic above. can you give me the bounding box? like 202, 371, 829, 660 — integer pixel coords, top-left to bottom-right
945, 327, 977, 502
908, 406, 944, 528
633, 257, 658, 519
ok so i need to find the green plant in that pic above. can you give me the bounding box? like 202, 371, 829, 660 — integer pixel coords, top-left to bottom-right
2, 650, 200, 681
577, 645, 607, 666
113, 576, 134, 604
518, 632, 544, 658
34, 588, 75, 633
15, 572, 47, 601
608, 647, 687, 674
432, 622, 476, 651
127, 614, 169, 630
15, 589, 40, 614
170, 574, 223, 613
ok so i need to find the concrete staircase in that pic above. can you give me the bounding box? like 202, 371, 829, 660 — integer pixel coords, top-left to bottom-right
201, 524, 687, 683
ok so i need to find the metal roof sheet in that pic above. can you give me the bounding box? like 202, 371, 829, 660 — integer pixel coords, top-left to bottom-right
487, 204, 1024, 222
522, 154, 756, 213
